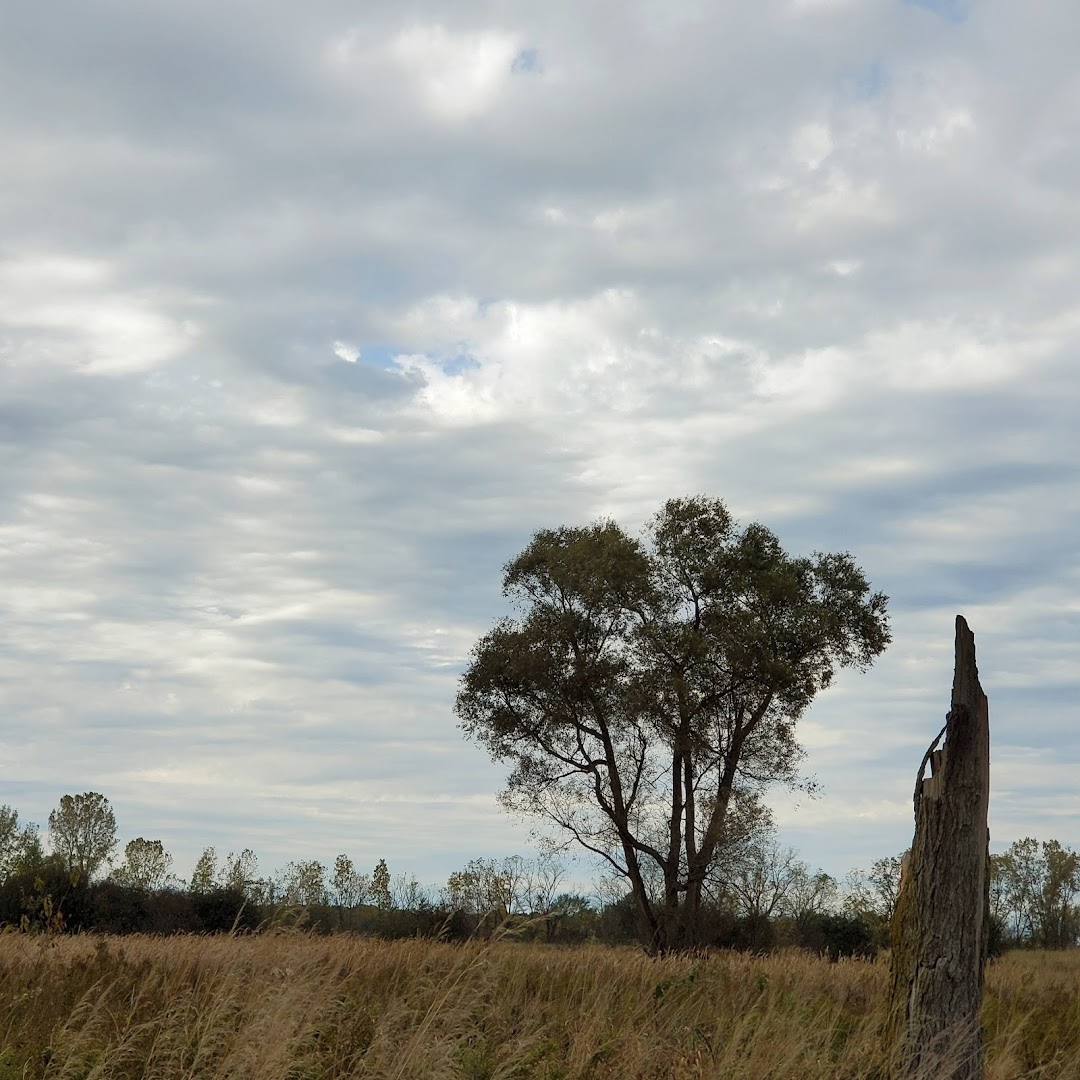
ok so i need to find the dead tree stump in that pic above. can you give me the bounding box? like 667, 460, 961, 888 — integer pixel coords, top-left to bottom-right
889, 615, 990, 1080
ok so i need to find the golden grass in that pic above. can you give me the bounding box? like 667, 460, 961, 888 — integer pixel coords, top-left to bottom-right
1, 933, 1078, 1079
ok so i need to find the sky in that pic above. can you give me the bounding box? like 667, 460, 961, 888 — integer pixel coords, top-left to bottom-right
2, 0, 1078, 894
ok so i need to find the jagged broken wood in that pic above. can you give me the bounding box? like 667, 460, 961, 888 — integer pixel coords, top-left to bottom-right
889, 615, 990, 1080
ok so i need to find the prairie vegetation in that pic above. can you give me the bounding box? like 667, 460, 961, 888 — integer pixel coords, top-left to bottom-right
1, 933, 1079, 1079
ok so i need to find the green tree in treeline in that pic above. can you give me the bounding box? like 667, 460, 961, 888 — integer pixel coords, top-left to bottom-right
112, 838, 175, 892
48, 792, 117, 882
992, 838, 1080, 949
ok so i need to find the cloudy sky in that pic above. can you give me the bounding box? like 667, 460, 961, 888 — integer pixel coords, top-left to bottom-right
3, 0, 1078, 893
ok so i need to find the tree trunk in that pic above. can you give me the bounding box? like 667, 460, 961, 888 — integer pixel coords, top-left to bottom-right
889, 615, 990, 1080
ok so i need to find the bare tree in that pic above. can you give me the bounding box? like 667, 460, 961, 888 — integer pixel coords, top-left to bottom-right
391, 871, 427, 910
784, 865, 839, 927
845, 852, 906, 924
524, 853, 568, 914
721, 840, 803, 924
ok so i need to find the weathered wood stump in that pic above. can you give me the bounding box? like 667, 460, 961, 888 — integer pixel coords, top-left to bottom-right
889, 615, 990, 1080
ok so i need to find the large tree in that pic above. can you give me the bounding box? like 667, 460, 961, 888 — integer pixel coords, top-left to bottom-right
457, 496, 890, 952
48, 792, 118, 883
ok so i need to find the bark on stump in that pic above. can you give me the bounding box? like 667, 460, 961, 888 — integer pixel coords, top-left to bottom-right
889, 615, 990, 1080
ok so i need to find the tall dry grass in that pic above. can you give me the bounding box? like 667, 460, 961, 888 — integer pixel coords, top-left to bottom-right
1, 932, 1078, 1079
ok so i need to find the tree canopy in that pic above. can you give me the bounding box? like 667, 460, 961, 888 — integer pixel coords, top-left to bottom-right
48, 792, 118, 883
456, 496, 890, 952
111, 837, 174, 892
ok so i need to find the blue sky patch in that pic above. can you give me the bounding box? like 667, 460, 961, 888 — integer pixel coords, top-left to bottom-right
902, 0, 969, 24
440, 351, 480, 375
511, 47, 540, 74
355, 343, 405, 369
855, 61, 889, 101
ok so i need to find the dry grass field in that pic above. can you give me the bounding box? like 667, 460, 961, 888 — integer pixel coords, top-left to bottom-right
1, 933, 1079, 1079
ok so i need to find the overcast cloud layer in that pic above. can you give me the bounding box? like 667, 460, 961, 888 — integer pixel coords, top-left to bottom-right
2, 0, 1078, 889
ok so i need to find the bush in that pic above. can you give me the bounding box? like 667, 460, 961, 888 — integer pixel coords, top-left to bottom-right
189, 887, 261, 933
800, 912, 877, 960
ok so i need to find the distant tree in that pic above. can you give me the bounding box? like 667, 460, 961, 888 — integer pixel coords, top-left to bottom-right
112, 838, 175, 892
845, 852, 906, 925
277, 859, 327, 906
391, 871, 427, 911
48, 792, 118, 882
0, 805, 23, 880
784, 866, 839, 929
247, 877, 280, 908
457, 496, 890, 952
702, 792, 778, 901
542, 891, 593, 942
222, 849, 257, 895
189, 847, 219, 893
496, 855, 529, 914
0, 805, 16, 853
444, 859, 506, 916
9, 823, 46, 878
1036, 840, 1080, 948
332, 854, 369, 908
867, 853, 905, 918
523, 853, 568, 914
721, 841, 803, 923
372, 858, 392, 910
988, 851, 1014, 944
994, 837, 1080, 948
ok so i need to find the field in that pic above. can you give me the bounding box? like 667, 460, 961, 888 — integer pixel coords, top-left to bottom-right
2, 934, 1079, 1079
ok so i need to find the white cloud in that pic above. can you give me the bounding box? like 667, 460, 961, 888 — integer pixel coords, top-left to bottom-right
2, 0, 1080, 888
389, 23, 522, 122
792, 121, 834, 170
897, 106, 975, 153
332, 340, 359, 363
0, 254, 198, 376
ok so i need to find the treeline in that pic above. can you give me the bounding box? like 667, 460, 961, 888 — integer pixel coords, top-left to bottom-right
3, 795, 1078, 954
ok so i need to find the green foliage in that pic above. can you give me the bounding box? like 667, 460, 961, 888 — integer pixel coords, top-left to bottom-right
332, 854, 369, 908
19, 876, 68, 934
277, 859, 328, 906
993, 837, 1080, 948
189, 846, 219, 893
457, 496, 890, 952
371, 858, 392, 910
808, 913, 878, 961
111, 837, 175, 892
0, 806, 44, 883
223, 848, 258, 894
47, 792, 118, 883
443, 857, 520, 917
189, 885, 258, 932
0, 805, 18, 880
